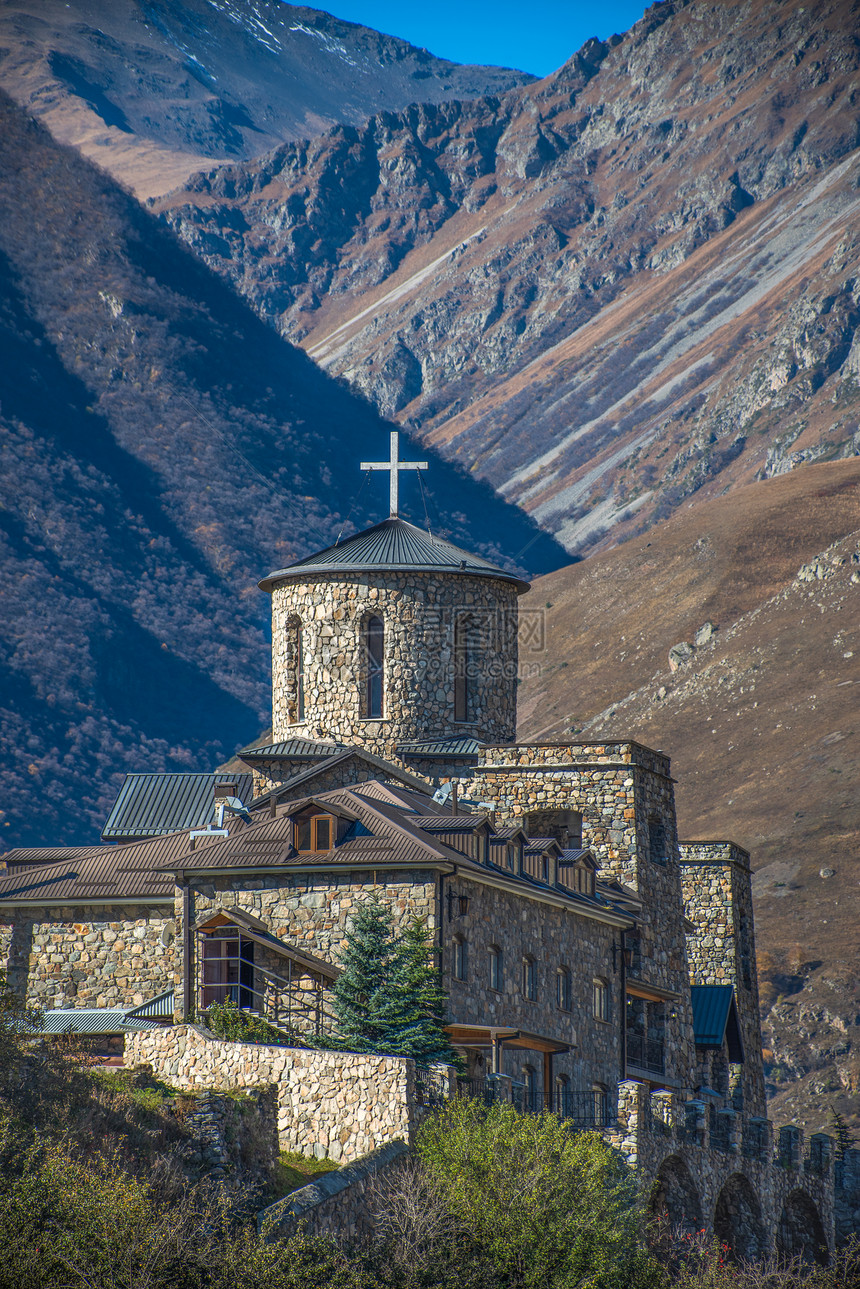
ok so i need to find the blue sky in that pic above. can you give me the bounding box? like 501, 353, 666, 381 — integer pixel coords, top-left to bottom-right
317, 1, 653, 77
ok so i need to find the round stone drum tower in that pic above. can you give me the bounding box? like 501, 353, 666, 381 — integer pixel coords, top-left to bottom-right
259, 511, 529, 764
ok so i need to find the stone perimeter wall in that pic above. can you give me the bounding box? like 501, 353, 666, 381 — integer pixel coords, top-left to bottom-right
269, 571, 519, 756
259, 1140, 410, 1246
126, 1024, 430, 1163
611, 1081, 835, 1257
0, 904, 175, 1009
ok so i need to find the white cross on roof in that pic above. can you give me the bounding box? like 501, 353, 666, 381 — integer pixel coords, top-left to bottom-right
360, 431, 428, 518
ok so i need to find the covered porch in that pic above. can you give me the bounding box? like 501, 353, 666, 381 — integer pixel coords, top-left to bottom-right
192, 907, 340, 1040
444, 1023, 607, 1124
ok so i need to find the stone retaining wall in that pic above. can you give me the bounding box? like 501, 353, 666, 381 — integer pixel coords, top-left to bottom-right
259, 1140, 410, 1246
125, 1025, 430, 1163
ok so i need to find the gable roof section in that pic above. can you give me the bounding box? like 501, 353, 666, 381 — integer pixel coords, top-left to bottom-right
0, 828, 220, 905
690, 984, 744, 1061
195, 906, 340, 980
248, 749, 431, 813
259, 516, 530, 594
102, 772, 253, 841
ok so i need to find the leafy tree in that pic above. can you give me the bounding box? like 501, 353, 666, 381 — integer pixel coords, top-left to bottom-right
417, 1097, 663, 1289
329, 900, 456, 1067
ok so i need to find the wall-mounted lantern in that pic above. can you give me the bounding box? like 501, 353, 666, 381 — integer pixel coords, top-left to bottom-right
447, 889, 471, 921
612, 938, 634, 973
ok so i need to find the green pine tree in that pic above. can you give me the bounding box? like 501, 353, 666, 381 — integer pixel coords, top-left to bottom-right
387, 918, 458, 1067
329, 897, 399, 1053
329, 901, 457, 1067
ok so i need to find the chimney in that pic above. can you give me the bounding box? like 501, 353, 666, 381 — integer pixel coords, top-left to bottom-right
451, 782, 458, 815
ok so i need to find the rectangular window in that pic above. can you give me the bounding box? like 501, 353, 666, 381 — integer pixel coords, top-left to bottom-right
489, 946, 503, 991
557, 968, 571, 1011
454, 937, 468, 982
295, 813, 335, 852
648, 816, 667, 865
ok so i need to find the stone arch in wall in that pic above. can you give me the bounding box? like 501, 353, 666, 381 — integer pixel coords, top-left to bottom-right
776, 1190, 829, 1265
713, 1173, 767, 1262
649, 1155, 703, 1237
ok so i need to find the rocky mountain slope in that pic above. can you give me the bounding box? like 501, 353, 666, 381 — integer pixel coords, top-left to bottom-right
0, 0, 531, 197
154, 0, 860, 555
0, 91, 561, 851
517, 458, 860, 1131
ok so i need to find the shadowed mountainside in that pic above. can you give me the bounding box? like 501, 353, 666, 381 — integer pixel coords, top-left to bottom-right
517, 458, 860, 1131
154, 0, 860, 555
0, 91, 563, 850
0, 0, 533, 198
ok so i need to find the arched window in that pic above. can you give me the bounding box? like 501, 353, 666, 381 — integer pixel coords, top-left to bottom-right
363, 615, 385, 718
556, 966, 572, 1012
593, 977, 609, 1022
555, 1073, 571, 1117
523, 1064, 541, 1112
453, 935, 468, 982
286, 615, 305, 723
454, 614, 470, 723
488, 945, 503, 991
522, 955, 537, 1001
591, 1084, 608, 1127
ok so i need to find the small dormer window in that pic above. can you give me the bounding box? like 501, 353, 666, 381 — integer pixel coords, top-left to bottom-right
295, 810, 336, 853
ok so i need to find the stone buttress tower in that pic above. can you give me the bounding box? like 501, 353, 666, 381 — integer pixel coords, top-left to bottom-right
680, 841, 767, 1116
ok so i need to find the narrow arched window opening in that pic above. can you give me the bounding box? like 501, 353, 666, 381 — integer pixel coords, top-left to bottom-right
454, 614, 469, 723
296, 626, 305, 722
364, 615, 385, 718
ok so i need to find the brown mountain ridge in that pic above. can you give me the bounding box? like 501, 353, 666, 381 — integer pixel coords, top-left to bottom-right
517, 457, 860, 1131
154, 0, 860, 555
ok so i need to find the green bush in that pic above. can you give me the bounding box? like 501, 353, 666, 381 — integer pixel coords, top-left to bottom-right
202, 1000, 291, 1045
416, 1098, 663, 1289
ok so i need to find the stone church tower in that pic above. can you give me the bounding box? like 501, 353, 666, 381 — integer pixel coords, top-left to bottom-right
259, 434, 529, 765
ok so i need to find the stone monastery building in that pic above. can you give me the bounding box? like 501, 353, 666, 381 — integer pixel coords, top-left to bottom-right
0, 435, 844, 1258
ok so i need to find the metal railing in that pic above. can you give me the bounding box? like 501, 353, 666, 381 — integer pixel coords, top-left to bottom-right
626, 1033, 665, 1075
742, 1119, 769, 1160
557, 1089, 612, 1129
457, 1076, 500, 1106
196, 938, 337, 1041
415, 1067, 449, 1109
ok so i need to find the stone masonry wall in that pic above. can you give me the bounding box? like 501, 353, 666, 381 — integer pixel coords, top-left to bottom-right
126, 1024, 422, 1163
175, 872, 436, 1021
441, 870, 621, 1096
681, 844, 767, 1117
269, 571, 519, 757
611, 1081, 835, 1258
474, 743, 695, 1092
0, 904, 176, 1009
259, 1140, 410, 1246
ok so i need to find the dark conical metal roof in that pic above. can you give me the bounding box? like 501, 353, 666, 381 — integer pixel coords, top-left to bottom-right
259, 517, 530, 593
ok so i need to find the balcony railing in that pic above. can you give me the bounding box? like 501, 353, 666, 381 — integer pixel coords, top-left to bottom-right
557, 1089, 612, 1129
626, 1033, 665, 1075
196, 945, 336, 1042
